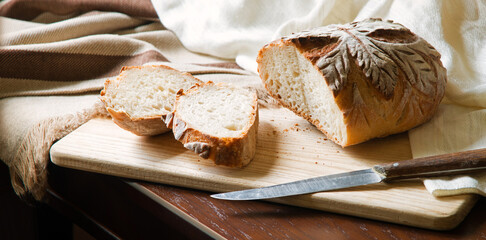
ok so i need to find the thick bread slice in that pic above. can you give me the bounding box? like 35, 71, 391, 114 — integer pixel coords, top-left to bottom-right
100, 65, 202, 136
257, 18, 447, 147
165, 82, 259, 167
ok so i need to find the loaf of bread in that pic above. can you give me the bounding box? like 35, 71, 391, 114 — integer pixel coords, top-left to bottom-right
165, 82, 259, 167
100, 65, 202, 136
257, 18, 447, 147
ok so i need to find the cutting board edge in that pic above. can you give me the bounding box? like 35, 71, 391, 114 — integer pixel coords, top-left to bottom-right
50, 141, 478, 231
270, 194, 479, 231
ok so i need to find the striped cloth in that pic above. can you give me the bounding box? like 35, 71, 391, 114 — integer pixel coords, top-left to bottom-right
0, 0, 262, 201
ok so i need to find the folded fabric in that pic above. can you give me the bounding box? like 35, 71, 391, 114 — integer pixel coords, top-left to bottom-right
152, 0, 486, 196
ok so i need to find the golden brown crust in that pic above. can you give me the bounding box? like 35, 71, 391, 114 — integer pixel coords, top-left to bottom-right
104, 107, 169, 136
165, 82, 259, 167
257, 18, 447, 147
100, 65, 202, 136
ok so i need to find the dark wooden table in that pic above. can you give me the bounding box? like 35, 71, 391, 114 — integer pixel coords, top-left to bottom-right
1, 161, 485, 239
48, 164, 486, 239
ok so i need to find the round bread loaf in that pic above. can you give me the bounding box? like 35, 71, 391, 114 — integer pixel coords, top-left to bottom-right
257, 18, 447, 147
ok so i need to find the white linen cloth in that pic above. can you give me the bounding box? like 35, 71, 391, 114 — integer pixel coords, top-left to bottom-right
151, 0, 486, 197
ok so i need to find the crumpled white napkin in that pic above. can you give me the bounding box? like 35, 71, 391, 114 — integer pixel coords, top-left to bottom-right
151, 0, 486, 197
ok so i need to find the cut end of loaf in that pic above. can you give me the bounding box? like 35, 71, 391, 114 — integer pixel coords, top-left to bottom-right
258, 43, 348, 146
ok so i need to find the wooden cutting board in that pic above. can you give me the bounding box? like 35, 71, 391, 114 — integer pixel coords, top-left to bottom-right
50, 106, 477, 230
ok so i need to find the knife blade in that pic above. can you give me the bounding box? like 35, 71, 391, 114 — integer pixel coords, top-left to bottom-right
211, 148, 486, 200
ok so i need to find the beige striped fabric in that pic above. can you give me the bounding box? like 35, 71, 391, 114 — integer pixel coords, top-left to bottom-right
0, 1, 262, 201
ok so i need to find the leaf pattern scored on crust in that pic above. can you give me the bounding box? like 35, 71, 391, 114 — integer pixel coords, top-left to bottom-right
286, 18, 444, 99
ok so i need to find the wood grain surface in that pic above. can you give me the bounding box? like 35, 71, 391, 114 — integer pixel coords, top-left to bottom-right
50, 106, 478, 230
138, 182, 486, 240
44, 164, 486, 240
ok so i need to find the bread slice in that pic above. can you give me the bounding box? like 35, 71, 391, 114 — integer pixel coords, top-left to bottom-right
165, 82, 259, 167
257, 18, 447, 147
100, 65, 202, 136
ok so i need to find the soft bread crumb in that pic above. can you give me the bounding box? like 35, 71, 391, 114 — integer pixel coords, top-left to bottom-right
258, 44, 347, 144
177, 83, 257, 138
103, 65, 201, 119
100, 65, 202, 136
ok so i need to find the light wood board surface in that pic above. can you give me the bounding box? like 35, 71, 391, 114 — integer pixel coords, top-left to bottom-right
50, 106, 477, 230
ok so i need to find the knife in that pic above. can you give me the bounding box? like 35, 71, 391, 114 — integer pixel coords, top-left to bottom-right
211, 148, 486, 200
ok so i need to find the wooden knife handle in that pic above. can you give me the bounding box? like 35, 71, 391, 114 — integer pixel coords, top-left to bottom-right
373, 148, 486, 180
